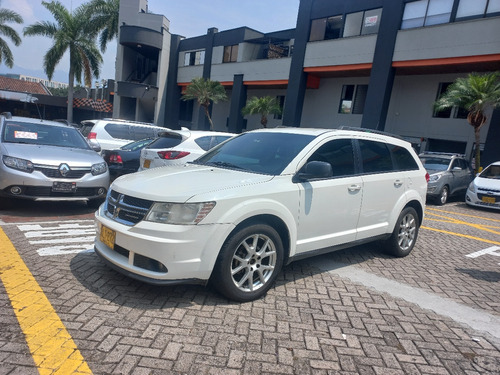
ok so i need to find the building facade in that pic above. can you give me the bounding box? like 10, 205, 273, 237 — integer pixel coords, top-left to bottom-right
114, 0, 500, 165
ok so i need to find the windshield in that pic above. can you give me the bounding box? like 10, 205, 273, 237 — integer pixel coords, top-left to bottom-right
3, 121, 91, 149
420, 157, 450, 171
479, 164, 500, 179
195, 132, 315, 175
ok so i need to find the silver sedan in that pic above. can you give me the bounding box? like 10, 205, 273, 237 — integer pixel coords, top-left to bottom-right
0, 114, 109, 208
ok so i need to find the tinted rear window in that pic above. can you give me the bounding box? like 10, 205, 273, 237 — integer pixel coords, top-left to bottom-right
146, 133, 183, 149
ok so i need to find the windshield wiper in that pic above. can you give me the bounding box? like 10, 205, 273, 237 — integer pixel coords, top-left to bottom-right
204, 161, 244, 170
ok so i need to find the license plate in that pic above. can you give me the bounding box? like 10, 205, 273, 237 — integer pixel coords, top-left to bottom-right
143, 159, 151, 169
52, 181, 76, 192
482, 196, 496, 204
100, 225, 116, 249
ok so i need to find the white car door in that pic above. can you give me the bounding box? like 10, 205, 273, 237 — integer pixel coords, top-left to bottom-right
295, 139, 363, 254
355, 139, 404, 240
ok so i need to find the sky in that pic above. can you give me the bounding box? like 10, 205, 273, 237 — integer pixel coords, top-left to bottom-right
0, 0, 300, 86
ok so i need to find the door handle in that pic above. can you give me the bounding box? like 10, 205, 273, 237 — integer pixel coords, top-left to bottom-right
394, 179, 403, 187
348, 184, 362, 192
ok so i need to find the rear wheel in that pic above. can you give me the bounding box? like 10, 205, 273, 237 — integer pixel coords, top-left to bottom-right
211, 224, 284, 302
384, 207, 419, 257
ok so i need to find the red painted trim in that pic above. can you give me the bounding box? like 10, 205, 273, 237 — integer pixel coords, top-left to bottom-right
392, 54, 500, 67
304, 63, 372, 73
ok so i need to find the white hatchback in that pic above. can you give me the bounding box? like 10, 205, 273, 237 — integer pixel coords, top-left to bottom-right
94, 128, 428, 301
138, 129, 234, 170
466, 161, 500, 210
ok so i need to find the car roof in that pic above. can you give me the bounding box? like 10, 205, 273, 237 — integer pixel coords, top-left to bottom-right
3, 115, 73, 128
245, 127, 409, 144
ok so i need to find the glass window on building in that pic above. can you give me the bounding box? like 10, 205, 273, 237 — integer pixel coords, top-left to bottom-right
401, 0, 453, 29
309, 18, 327, 41
339, 85, 368, 114
361, 8, 383, 35
184, 50, 205, 66
343, 11, 364, 37
456, 0, 488, 18
325, 15, 343, 39
223, 45, 238, 63
488, 0, 500, 13
424, 0, 453, 26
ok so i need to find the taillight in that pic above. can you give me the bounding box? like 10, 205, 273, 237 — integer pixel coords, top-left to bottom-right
157, 151, 190, 160
88, 132, 97, 139
109, 154, 123, 164
425, 172, 430, 183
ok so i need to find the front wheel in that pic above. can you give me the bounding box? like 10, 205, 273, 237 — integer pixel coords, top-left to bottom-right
384, 207, 420, 257
436, 185, 449, 205
211, 224, 284, 302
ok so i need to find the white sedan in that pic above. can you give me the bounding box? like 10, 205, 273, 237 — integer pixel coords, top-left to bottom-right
138, 129, 234, 170
466, 161, 500, 210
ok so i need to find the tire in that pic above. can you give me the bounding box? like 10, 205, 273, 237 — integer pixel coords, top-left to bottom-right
211, 223, 284, 302
384, 207, 419, 257
436, 186, 449, 205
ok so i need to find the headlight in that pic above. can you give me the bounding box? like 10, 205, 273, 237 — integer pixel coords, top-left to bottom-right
428, 173, 442, 182
468, 182, 476, 193
145, 202, 216, 224
3, 156, 34, 173
91, 162, 107, 175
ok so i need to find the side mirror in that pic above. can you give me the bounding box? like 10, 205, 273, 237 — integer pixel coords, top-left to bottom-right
296, 161, 333, 181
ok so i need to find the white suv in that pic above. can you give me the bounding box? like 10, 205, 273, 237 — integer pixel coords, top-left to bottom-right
86, 119, 167, 151
94, 128, 428, 301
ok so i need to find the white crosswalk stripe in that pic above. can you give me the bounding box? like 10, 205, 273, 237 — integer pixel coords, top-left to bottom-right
17, 221, 96, 256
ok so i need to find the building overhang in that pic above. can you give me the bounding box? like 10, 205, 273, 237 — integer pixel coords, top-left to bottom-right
119, 25, 163, 58
303, 63, 373, 78
116, 81, 158, 100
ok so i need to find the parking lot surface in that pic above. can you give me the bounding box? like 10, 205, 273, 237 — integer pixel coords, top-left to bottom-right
0, 200, 499, 374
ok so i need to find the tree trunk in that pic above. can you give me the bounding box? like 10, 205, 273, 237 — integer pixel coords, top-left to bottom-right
474, 127, 481, 174
261, 115, 268, 128
204, 105, 214, 131
467, 111, 487, 173
67, 66, 75, 124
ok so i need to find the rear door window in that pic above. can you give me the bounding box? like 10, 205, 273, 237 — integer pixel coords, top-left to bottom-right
389, 144, 419, 171
104, 124, 132, 140
359, 140, 394, 174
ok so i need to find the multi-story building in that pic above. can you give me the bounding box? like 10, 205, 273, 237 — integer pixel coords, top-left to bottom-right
0, 74, 68, 90
114, 0, 500, 165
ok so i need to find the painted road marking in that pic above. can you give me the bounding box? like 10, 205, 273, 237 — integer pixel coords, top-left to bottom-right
17, 221, 95, 256
466, 246, 500, 265
423, 207, 500, 247
0, 227, 92, 374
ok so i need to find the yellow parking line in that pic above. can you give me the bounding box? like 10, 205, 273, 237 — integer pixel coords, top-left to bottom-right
427, 207, 500, 223
0, 228, 92, 375
421, 225, 500, 246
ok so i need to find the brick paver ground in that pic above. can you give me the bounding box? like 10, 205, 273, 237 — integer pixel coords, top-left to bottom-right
1, 201, 499, 374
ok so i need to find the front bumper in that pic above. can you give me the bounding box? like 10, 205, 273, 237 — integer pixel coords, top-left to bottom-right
0, 164, 109, 200
465, 190, 500, 210
94, 207, 235, 284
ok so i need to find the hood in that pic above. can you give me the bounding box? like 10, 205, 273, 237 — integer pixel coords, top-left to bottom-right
2, 143, 104, 167
474, 176, 500, 191
111, 163, 274, 202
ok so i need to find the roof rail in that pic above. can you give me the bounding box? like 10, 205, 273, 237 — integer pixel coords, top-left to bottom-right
0, 112, 12, 119
419, 151, 466, 157
337, 126, 404, 140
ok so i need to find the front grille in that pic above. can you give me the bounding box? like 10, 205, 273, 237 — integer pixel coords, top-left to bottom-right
13, 186, 102, 197
105, 189, 154, 225
34, 165, 90, 179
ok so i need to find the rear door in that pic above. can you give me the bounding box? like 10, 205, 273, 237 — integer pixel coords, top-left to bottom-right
356, 139, 404, 240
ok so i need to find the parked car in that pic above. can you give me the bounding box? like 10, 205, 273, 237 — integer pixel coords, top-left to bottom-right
102, 138, 154, 179
138, 129, 235, 170
419, 152, 474, 205
87, 118, 168, 151
466, 161, 500, 210
94, 127, 428, 301
0, 113, 109, 208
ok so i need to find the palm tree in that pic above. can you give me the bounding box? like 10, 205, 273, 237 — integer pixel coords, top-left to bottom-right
242, 96, 282, 128
24, 1, 102, 123
85, 0, 119, 52
0, 1, 23, 68
182, 77, 228, 130
434, 72, 500, 173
